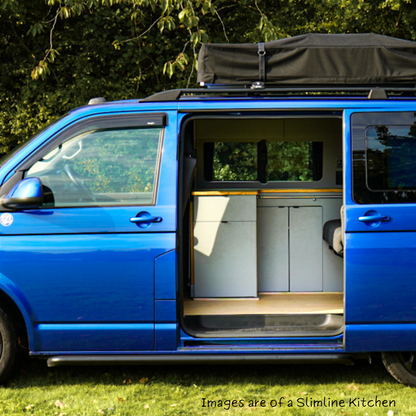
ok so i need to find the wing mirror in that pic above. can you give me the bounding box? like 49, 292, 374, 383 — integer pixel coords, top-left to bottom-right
1, 177, 44, 210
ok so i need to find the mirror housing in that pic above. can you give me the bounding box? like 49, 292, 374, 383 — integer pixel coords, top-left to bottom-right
1, 177, 44, 210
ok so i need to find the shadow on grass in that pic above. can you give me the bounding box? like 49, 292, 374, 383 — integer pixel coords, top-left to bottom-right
9, 355, 395, 389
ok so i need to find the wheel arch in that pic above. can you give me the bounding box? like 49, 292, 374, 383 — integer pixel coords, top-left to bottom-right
0, 278, 34, 351
0, 290, 29, 350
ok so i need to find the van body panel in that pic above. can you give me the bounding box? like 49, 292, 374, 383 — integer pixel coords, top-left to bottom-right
344, 109, 416, 352
0, 109, 178, 353
155, 250, 177, 300
33, 323, 155, 352
1, 234, 174, 324
345, 324, 416, 352
1, 94, 416, 368
345, 232, 416, 323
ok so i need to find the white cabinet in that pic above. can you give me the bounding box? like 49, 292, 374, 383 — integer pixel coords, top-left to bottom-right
193, 195, 342, 297
257, 207, 289, 291
193, 195, 257, 298
257, 206, 323, 292
289, 207, 323, 291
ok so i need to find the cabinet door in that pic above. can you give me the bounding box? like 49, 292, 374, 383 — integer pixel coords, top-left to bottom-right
289, 207, 323, 291
194, 221, 257, 297
257, 207, 289, 292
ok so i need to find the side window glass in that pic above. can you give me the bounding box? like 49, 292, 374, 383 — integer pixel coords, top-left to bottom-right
205, 142, 257, 181
352, 112, 416, 204
366, 125, 416, 191
203, 140, 323, 183
266, 141, 323, 182
25, 126, 163, 207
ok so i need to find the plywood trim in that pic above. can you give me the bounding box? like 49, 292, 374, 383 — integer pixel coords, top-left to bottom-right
184, 293, 343, 316
192, 189, 342, 196
259, 189, 342, 194
192, 191, 259, 196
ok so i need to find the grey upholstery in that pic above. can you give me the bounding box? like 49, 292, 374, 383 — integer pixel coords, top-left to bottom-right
323, 207, 344, 257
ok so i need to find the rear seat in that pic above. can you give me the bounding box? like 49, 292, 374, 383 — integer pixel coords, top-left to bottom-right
323, 206, 344, 257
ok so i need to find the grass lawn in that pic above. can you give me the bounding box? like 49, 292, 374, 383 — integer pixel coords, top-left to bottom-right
0, 356, 414, 415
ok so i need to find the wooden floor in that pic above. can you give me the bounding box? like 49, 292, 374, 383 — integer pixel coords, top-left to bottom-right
184, 293, 343, 316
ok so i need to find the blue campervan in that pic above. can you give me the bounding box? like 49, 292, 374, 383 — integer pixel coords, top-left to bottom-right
1, 33, 416, 385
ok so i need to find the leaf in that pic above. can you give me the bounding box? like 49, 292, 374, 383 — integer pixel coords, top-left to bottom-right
178, 9, 187, 21
161, 0, 168, 14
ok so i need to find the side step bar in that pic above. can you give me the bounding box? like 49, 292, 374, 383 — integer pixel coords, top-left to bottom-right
47, 354, 354, 367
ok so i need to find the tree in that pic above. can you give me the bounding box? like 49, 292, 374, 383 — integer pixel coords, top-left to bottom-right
0, 0, 415, 155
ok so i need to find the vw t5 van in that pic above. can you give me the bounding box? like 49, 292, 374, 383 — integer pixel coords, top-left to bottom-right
0, 33, 416, 385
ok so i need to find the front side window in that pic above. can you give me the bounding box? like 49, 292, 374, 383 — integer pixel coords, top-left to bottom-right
25, 125, 163, 207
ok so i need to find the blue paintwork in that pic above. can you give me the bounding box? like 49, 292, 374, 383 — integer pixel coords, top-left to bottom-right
342, 108, 416, 352
345, 324, 416, 352
34, 323, 154, 352
2, 97, 416, 358
5, 177, 43, 199
345, 232, 416, 323
0, 108, 178, 353
155, 323, 177, 350
155, 301, 176, 322
155, 250, 177, 300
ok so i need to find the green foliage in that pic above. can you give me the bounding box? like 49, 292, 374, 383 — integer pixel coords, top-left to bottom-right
211, 141, 317, 182
213, 142, 258, 181
1, 0, 416, 158
267, 142, 315, 182
71, 128, 161, 194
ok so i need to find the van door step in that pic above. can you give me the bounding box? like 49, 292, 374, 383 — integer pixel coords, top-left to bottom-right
47, 353, 354, 367
184, 314, 343, 338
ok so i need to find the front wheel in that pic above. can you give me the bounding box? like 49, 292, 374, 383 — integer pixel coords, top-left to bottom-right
0, 309, 17, 383
382, 351, 416, 386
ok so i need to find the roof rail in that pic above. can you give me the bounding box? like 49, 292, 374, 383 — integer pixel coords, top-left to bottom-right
140, 85, 416, 102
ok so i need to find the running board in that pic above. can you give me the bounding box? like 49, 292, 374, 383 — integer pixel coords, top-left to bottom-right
47, 354, 354, 367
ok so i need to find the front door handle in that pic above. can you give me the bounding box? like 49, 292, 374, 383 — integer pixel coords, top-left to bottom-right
130, 211, 163, 228
358, 215, 391, 222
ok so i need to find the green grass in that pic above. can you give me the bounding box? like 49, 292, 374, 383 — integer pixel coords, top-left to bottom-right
0, 357, 414, 415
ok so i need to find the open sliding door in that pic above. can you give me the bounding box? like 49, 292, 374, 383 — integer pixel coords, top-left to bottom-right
344, 109, 416, 352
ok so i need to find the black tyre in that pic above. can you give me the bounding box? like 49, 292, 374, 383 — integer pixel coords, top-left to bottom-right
0, 308, 17, 383
382, 351, 416, 386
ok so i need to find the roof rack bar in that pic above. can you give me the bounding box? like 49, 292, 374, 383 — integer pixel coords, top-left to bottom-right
140, 86, 416, 103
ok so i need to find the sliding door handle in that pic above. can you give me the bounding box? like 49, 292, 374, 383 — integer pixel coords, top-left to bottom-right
358, 215, 391, 222
130, 216, 163, 224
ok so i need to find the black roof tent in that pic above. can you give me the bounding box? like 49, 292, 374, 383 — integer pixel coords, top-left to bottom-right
197, 33, 416, 87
